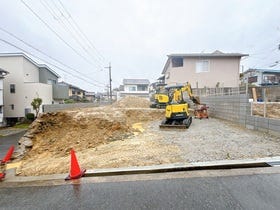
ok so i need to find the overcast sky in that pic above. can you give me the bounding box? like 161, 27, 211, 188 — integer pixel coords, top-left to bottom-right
0, 0, 279, 92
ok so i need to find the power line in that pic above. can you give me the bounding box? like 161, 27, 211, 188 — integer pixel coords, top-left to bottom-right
58, 0, 107, 63
0, 26, 106, 86
21, 0, 101, 69
42, 0, 105, 69
0, 38, 105, 88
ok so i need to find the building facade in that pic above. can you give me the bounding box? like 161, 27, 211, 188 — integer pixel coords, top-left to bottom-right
0, 53, 68, 123
119, 79, 150, 98
242, 69, 280, 86
162, 51, 248, 88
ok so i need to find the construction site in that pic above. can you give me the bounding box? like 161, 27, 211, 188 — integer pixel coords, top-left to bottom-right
12, 93, 280, 177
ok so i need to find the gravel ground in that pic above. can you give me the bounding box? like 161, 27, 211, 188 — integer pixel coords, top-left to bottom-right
148, 118, 280, 162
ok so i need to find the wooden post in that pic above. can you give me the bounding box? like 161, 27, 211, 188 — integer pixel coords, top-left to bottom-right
252, 88, 257, 102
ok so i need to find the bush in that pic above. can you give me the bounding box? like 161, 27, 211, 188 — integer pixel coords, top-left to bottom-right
26, 113, 35, 121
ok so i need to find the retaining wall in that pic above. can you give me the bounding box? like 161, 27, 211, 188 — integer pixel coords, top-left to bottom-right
201, 94, 280, 136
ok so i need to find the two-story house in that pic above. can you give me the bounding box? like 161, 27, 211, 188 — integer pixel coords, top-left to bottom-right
162, 50, 248, 88
0, 53, 68, 124
119, 79, 150, 98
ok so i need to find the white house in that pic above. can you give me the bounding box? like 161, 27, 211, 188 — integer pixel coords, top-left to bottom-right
0, 53, 68, 124
119, 79, 150, 99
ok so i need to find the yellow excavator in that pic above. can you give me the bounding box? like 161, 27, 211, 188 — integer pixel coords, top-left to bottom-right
160, 82, 200, 129
150, 83, 169, 109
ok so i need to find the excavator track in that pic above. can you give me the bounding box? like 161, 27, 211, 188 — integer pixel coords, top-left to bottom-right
159, 124, 188, 129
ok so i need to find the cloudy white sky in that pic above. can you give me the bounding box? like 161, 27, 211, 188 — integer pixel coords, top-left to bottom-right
0, 0, 279, 92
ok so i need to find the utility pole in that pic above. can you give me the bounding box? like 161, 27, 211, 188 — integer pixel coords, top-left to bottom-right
105, 63, 112, 102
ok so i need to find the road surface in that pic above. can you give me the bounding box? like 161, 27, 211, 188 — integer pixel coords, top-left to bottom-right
1, 168, 280, 210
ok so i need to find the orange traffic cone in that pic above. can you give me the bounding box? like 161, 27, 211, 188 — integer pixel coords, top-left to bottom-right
0, 172, 5, 181
65, 149, 86, 180
1, 145, 14, 164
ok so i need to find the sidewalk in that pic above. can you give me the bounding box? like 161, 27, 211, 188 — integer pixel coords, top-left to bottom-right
0, 128, 27, 137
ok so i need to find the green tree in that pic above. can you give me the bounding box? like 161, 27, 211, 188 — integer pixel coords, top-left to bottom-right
31, 97, 42, 118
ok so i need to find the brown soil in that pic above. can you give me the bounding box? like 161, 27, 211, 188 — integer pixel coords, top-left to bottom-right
253, 103, 280, 119
111, 96, 151, 108
17, 97, 176, 176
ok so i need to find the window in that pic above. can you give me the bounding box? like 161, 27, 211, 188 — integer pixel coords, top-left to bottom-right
10, 84, 15, 93
196, 60, 209, 73
47, 79, 56, 85
11, 104, 14, 110
77, 91, 81, 95
129, 86, 136, 91
137, 85, 147, 91
0, 106, 2, 114
172, 57, 183, 67
72, 90, 76, 94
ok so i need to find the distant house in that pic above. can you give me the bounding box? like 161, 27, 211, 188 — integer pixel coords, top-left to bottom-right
161, 50, 248, 88
119, 79, 150, 98
242, 69, 280, 86
59, 82, 85, 101
84, 92, 95, 102
0, 68, 9, 126
0, 53, 68, 124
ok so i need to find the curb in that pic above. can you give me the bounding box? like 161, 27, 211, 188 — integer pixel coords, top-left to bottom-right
85, 156, 280, 177
3, 156, 280, 183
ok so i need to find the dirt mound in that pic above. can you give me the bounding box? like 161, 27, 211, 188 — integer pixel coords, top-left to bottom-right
111, 96, 150, 108
17, 106, 166, 176
253, 103, 280, 119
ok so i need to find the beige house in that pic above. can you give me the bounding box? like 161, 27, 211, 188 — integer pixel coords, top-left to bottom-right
162, 50, 248, 88
0, 53, 68, 124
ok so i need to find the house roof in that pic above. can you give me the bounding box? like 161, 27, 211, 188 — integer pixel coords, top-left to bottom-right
244, 68, 280, 74
162, 50, 249, 74
59, 81, 85, 91
123, 79, 150, 85
0, 52, 60, 78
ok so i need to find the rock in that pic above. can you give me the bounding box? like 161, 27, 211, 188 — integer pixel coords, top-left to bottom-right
19, 137, 33, 148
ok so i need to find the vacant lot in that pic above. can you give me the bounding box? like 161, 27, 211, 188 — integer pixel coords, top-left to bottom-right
15, 97, 280, 176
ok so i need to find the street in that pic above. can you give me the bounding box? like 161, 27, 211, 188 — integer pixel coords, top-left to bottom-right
0, 130, 25, 159
1, 168, 280, 210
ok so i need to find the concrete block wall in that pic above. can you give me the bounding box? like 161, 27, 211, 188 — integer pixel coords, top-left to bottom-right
201, 94, 280, 136
43, 102, 111, 113
201, 94, 249, 125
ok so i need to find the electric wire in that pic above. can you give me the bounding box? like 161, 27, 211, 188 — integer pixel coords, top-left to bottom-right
57, 0, 107, 63
0, 38, 105, 88
21, 0, 101, 69
42, 0, 105, 69
0, 26, 106, 86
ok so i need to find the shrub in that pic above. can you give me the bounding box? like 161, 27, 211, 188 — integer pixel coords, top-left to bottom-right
26, 113, 35, 121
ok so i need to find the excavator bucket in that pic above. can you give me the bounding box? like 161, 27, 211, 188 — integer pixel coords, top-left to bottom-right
191, 96, 200, 105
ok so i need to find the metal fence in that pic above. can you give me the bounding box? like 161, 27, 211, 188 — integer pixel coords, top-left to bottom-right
193, 85, 280, 102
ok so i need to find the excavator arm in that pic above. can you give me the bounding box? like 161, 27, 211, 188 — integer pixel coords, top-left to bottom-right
177, 83, 200, 105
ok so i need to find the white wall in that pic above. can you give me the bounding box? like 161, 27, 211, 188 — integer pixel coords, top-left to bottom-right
23, 57, 39, 83
23, 83, 53, 115
0, 56, 25, 117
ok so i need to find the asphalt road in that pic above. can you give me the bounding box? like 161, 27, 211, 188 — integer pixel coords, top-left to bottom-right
1, 172, 280, 210
0, 131, 25, 159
